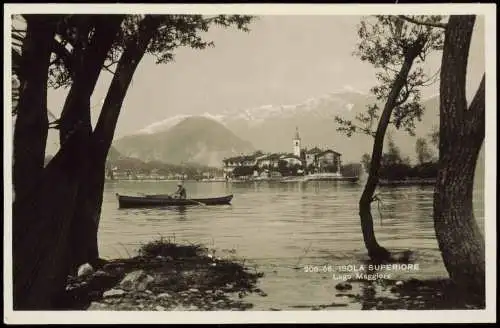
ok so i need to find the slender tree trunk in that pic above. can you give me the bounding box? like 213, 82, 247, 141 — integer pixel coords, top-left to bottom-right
73, 15, 162, 267
360, 45, 423, 261
434, 15, 485, 303
12, 16, 55, 202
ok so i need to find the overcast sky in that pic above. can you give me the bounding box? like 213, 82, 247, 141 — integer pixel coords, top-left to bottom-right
45, 15, 485, 139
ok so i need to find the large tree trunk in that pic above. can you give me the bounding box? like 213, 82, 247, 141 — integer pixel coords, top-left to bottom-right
13, 115, 89, 310
359, 43, 424, 261
434, 15, 485, 303
61, 16, 125, 271
12, 16, 56, 202
11, 16, 59, 310
12, 16, 124, 309
72, 15, 162, 267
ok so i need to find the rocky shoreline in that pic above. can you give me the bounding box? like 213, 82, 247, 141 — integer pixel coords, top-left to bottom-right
333, 277, 484, 310
61, 239, 266, 311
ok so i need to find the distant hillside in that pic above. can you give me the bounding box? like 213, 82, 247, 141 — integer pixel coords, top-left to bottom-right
113, 116, 255, 167
107, 145, 125, 162
104, 149, 223, 179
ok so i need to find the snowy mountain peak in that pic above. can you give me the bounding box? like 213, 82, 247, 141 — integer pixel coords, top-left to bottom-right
137, 114, 192, 134
137, 113, 225, 135
132, 89, 372, 136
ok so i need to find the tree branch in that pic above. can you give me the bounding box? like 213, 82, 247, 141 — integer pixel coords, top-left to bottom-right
351, 123, 376, 138
12, 32, 26, 44
395, 82, 410, 107
48, 120, 61, 130
384, 65, 400, 75
12, 49, 23, 75
419, 69, 441, 87
352, 124, 375, 137
48, 55, 61, 67
52, 39, 75, 75
397, 15, 448, 29
102, 63, 116, 75
92, 15, 163, 157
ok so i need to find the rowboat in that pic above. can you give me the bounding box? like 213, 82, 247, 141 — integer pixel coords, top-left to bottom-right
116, 193, 233, 208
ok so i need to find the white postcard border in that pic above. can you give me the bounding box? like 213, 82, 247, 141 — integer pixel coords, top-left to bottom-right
3, 3, 497, 324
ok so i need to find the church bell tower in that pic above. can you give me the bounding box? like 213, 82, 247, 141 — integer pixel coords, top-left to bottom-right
293, 126, 301, 157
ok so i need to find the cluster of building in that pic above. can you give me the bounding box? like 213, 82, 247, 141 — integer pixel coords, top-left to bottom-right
106, 168, 218, 181
223, 127, 342, 179
106, 169, 188, 181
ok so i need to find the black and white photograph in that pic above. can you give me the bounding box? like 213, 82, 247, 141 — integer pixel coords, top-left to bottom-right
4, 3, 496, 324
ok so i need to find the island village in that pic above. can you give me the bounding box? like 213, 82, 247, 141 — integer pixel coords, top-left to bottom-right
221, 127, 351, 181
105, 127, 361, 182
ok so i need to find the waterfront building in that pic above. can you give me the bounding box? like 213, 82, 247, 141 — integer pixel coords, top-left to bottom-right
222, 127, 342, 178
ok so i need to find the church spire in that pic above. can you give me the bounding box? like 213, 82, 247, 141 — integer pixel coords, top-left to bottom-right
293, 126, 301, 157
294, 126, 300, 140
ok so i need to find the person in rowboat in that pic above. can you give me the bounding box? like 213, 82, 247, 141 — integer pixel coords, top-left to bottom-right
172, 181, 187, 199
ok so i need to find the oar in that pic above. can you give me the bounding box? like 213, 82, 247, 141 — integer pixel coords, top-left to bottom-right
187, 199, 207, 206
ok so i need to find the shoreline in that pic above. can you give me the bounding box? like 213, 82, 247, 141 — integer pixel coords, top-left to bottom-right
104, 176, 361, 183
379, 178, 436, 187
61, 239, 484, 311
104, 177, 438, 185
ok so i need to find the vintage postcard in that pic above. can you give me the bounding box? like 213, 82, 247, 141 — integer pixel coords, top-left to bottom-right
3, 3, 496, 324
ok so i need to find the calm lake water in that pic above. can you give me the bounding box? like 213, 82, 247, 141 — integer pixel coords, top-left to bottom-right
99, 178, 485, 310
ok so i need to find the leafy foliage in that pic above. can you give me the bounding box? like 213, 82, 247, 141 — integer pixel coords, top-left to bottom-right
232, 165, 256, 177
373, 136, 438, 180
429, 125, 439, 147
276, 161, 303, 176
361, 153, 371, 172
335, 15, 445, 137
11, 76, 20, 112
378, 161, 438, 181
340, 163, 363, 177
415, 137, 434, 164
381, 134, 410, 167
410, 161, 438, 179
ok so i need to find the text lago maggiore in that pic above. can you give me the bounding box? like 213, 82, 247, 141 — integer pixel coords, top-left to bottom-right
303, 264, 420, 281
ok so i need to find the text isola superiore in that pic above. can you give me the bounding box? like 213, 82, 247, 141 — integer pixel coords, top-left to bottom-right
335, 263, 419, 272
330, 263, 420, 281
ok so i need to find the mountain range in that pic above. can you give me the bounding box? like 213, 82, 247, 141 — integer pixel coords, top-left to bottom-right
116, 88, 441, 165
41, 87, 485, 182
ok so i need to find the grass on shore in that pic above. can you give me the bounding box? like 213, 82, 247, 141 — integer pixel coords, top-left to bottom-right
62, 237, 265, 310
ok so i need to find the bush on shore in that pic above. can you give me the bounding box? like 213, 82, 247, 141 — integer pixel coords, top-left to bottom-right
379, 162, 438, 181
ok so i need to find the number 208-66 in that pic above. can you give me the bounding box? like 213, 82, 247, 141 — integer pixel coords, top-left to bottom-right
304, 265, 333, 273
